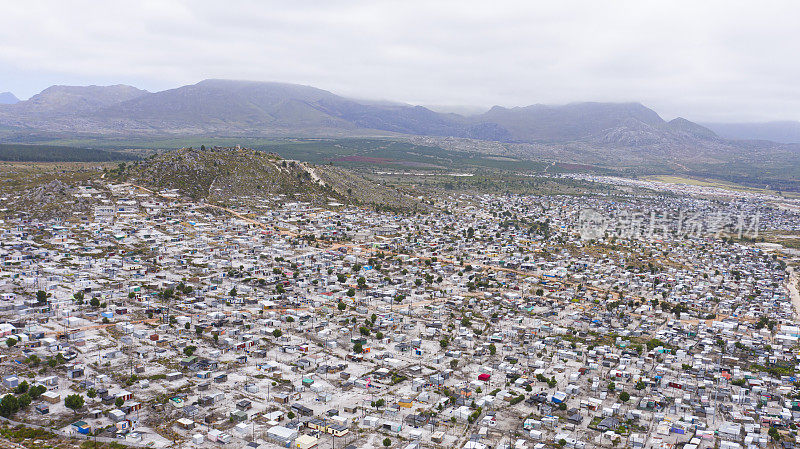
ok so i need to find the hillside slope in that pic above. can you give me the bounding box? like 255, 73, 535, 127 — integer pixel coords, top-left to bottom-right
126, 147, 424, 212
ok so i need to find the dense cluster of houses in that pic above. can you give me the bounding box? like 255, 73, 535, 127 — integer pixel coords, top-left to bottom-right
0, 178, 799, 449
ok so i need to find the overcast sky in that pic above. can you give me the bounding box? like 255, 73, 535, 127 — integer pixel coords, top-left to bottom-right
1, 0, 799, 122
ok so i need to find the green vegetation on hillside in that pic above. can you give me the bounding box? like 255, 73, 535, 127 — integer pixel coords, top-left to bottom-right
0, 144, 138, 162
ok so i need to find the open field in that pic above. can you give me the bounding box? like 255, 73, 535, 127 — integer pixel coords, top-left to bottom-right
643, 174, 800, 198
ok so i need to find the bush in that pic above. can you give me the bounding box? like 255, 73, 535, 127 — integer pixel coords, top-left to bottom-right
65, 394, 84, 412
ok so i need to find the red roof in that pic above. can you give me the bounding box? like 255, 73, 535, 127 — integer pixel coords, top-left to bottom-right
478, 373, 491, 381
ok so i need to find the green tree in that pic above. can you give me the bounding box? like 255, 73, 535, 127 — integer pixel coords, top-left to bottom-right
272, 329, 283, 338
17, 393, 31, 409
608, 382, 616, 392
183, 345, 197, 356
353, 342, 363, 354
90, 297, 100, 308
36, 290, 49, 304
64, 394, 84, 412
337, 302, 346, 311
115, 397, 124, 408
383, 437, 391, 447
0, 394, 19, 417
29, 385, 46, 399
14, 381, 28, 394
619, 392, 630, 402
87, 388, 97, 399
5, 337, 16, 348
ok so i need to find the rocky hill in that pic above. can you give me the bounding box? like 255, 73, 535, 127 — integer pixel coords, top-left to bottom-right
126, 147, 425, 212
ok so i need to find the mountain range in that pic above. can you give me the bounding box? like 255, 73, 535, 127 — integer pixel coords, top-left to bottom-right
0, 79, 723, 145
702, 121, 800, 144
1, 79, 799, 184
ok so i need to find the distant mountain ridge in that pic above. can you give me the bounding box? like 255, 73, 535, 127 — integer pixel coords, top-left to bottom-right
11, 84, 148, 115
702, 121, 800, 144
0, 79, 720, 145
0, 92, 19, 105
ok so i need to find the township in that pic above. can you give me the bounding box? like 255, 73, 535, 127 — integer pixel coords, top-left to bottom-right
1, 170, 800, 449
